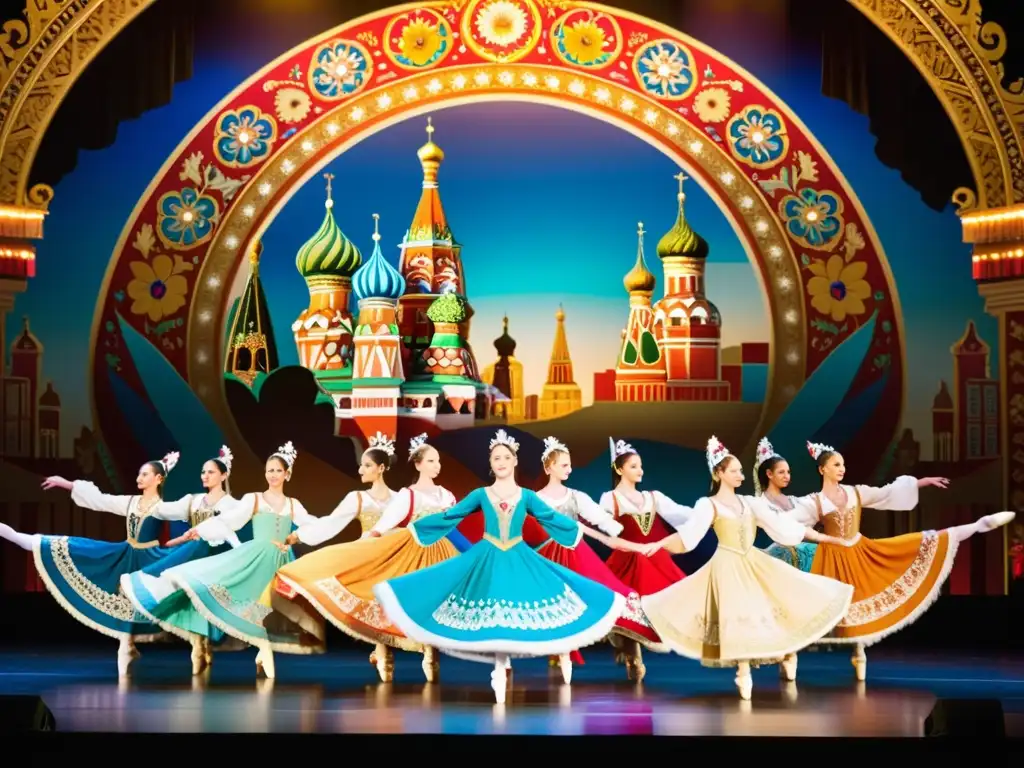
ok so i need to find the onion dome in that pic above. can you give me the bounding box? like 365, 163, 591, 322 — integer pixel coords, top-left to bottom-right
13, 316, 40, 351
494, 315, 516, 358
295, 173, 362, 280
353, 213, 406, 301
417, 116, 445, 166
624, 221, 657, 293
656, 172, 709, 260
39, 381, 61, 408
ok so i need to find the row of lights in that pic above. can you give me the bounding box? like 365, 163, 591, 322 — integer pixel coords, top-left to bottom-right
972, 248, 1024, 261
0, 206, 45, 221
0, 247, 34, 260
961, 206, 1024, 225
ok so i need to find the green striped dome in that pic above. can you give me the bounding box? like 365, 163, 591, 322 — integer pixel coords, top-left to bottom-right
295, 198, 362, 280
656, 203, 709, 260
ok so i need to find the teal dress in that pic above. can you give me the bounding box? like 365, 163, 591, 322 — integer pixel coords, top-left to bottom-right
760, 493, 818, 571
373, 487, 624, 661
148, 492, 326, 653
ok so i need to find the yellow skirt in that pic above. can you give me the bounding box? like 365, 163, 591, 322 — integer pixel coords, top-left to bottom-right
810, 530, 957, 646
270, 529, 459, 651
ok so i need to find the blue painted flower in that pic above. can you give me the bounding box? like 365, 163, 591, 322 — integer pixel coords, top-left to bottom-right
727, 106, 789, 168
309, 40, 370, 101
156, 187, 219, 250
633, 40, 696, 100
213, 106, 277, 168
780, 187, 845, 251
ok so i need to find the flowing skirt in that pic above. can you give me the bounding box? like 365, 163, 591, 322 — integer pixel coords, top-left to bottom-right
272, 529, 461, 651
641, 546, 853, 667
373, 539, 624, 662
810, 531, 957, 646
764, 542, 818, 572
605, 548, 685, 597
32, 535, 180, 640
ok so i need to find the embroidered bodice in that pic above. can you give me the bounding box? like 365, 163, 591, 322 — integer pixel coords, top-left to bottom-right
791, 477, 919, 541
598, 490, 692, 542
194, 492, 318, 548
673, 495, 808, 553
710, 500, 757, 554
188, 494, 238, 526
128, 498, 164, 546
356, 491, 394, 531
536, 487, 623, 537
409, 487, 456, 522
68, 481, 201, 548
817, 489, 863, 540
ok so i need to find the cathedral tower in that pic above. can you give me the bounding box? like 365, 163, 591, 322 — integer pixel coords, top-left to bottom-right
615, 223, 667, 401
539, 306, 582, 419
225, 239, 278, 385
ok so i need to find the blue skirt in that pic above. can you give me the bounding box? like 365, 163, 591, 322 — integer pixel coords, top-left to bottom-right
373, 539, 624, 661
763, 542, 818, 572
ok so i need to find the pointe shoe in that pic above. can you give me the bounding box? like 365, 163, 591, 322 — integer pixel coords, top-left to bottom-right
255, 647, 276, 679
375, 646, 394, 683
780, 653, 797, 681
558, 653, 572, 684
625, 648, 646, 683
491, 665, 507, 705
735, 671, 753, 700
117, 644, 139, 678
851, 649, 866, 682
783, 681, 798, 703
421, 646, 440, 683
981, 511, 1016, 531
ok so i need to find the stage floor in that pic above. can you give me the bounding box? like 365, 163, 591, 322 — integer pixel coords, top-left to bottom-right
2, 646, 1023, 737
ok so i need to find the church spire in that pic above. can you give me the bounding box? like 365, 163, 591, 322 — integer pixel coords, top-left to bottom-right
539, 305, 583, 419
226, 239, 279, 384
546, 305, 575, 386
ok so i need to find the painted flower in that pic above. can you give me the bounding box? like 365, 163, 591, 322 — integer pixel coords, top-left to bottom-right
636, 41, 695, 99
728, 106, 788, 168
214, 106, 277, 168
692, 87, 731, 123
156, 187, 219, 250
399, 16, 445, 66
127, 254, 189, 322
559, 18, 609, 66
474, 0, 528, 47
806, 255, 871, 322
274, 88, 312, 124
780, 187, 845, 250
310, 41, 370, 100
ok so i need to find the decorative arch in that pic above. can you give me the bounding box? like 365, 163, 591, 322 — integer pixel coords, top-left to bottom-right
87, 0, 908, 482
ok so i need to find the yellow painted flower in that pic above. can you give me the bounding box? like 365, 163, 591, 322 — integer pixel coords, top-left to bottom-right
475, 0, 528, 47
806, 255, 871, 322
274, 87, 311, 124
400, 17, 443, 66
561, 19, 607, 64
127, 254, 189, 322
692, 87, 731, 123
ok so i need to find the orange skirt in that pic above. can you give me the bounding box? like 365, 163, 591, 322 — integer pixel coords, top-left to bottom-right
810, 530, 957, 646
271, 529, 459, 651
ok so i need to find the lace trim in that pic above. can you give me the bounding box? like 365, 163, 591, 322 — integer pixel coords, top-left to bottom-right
432, 586, 588, 631
206, 582, 274, 625
48, 537, 137, 621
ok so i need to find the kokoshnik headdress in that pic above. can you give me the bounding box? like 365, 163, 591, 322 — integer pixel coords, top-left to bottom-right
608, 437, 635, 466
752, 436, 779, 496
541, 436, 568, 463
408, 432, 429, 457
273, 440, 298, 469
806, 440, 835, 461
368, 431, 396, 457
705, 435, 730, 476
218, 445, 234, 473
490, 428, 520, 453
158, 451, 180, 474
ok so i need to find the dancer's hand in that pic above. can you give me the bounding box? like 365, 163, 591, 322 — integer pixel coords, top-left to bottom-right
273, 541, 291, 553
638, 541, 663, 557
918, 477, 949, 489
283, 532, 298, 546
165, 536, 187, 547
181, 528, 200, 542
41, 476, 72, 491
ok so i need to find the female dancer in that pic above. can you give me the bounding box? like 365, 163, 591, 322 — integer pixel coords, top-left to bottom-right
144, 442, 326, 679
535, 436, 665, 683
756, 438, 820, 573
373, 429, 624, 704
121, 446, 243, 675
598, 438, 693, 682
272, 433, 465, 683
639, 436, 854, 699
0, 452, 200, 676
791, 440, 1015, 680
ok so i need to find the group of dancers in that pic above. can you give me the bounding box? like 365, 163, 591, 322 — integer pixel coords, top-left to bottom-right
0, 429, 1014, 703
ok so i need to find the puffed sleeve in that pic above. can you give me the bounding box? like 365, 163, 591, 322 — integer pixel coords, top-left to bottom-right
671, 496, 716, 552
194, 493, 256, 545
69, 480, 133, 516
370, 489, 413, 535
855, 476, 920, 511
598, 490, 616, 514
574, 490, 624, 536
747, 495, 806, 546
651, 490, 694, 530
526, 490, 583, 548
409, 489, 481, 546
290, 499, 319, 528
296, 491, 361, 546
785, 494, 822, 527
152, 494, 193, 523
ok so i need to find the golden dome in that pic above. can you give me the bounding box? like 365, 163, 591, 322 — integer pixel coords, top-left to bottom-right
417, 116, 445, 164
624, 222, 656, 293
657, 172, 709, 260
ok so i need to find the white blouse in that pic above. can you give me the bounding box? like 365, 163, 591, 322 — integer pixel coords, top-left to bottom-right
673, 495, 808, 552
537, 487, 624, 537
370, 486, 457, 535
194, 492, 318, 547
70, 480, 195, 522
787, 475, 920, 527
295, 489, 396, 546
598, 489, 693, 531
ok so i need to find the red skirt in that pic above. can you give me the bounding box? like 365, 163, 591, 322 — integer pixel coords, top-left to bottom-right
606, 549, 685, 598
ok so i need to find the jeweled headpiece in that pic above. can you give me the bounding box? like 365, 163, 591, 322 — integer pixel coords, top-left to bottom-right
273, 440, 298, 469
706, 435, 730, 476
408, 433, 429, 457
159, 451, 180, 474
752, 437, 781, 496
806, 440, 835, 461
217, 445, 234, 473
541, 436, 568, 463
489, 428, 519, 453
368, 431, 396, 457
608, 437, 635, 466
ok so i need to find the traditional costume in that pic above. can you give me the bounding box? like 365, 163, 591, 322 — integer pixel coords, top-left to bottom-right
754, 438, 819, 571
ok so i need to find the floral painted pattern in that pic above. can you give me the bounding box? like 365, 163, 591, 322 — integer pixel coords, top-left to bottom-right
806, 255, 871, 322
309, 39, 371, 100
155, 187, 219, 251
385, 11, 452, 69
213, 106, 278, 169
127, 254, 192, 322
779, 187, 845, 251
551, 9, 622, 69
462, 0, 541, 63
692, 86, 731, 123
273, 87, 312, 124
727, 106, 789, 169
632, 39, 696, 100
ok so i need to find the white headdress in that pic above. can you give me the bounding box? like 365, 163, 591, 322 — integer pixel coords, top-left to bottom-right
608, 437, 635, 466
489, 428, 520, 453
159, 451, 180, 474
368, 431, 396, 457
806, 440, 835, 461
217, 445, 234, 473
705, 435, 730, 476
752, 437, 778, 496
408, 433, 429, 457
541, 436, 568, 463
273, 440, 298, 469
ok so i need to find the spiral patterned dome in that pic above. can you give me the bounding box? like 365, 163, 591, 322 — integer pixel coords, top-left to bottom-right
353, 214, 406, 301
295, 174, 362, 280
656, 173, 709, 260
